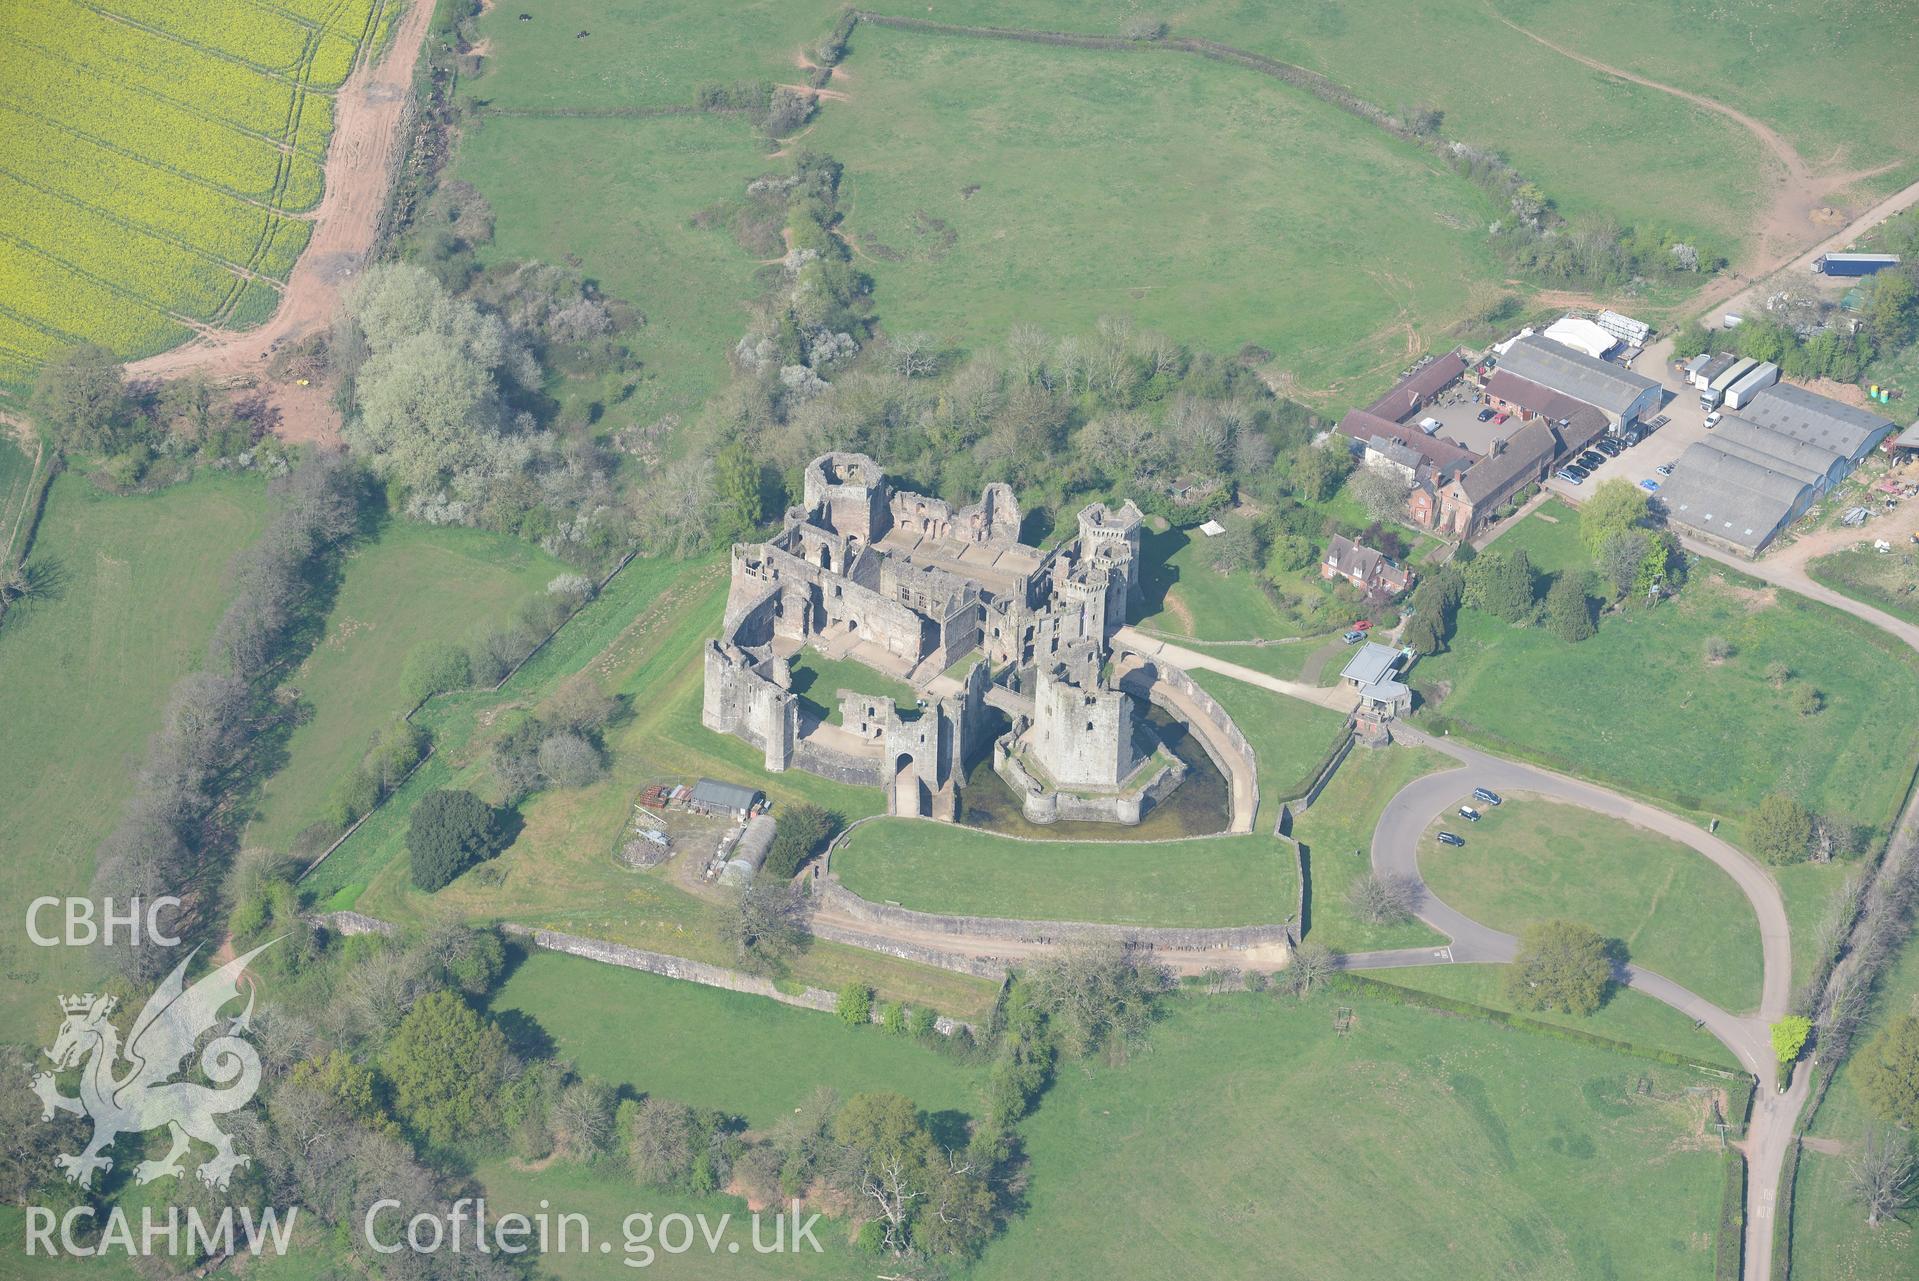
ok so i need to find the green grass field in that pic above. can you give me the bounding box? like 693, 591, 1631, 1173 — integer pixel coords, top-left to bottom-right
490, 949, 988, 1126
1293, 743, 1452, 952
833, 819, 1296, 928
0, 472, 266, 1040
968, 990, 1730, 1280
1807, 545, 1919, 628
1785, 924, 1919, 1278
246, 522, 564, 850
853, 0, 1839, 267
0, 434, 37, 560
1368, 965, 1741, 1069
1135, 523, 1300, 641
786, 648, 921, 724
1416, 506, 1919, 855
1186, 667, 1351, 817
452, 112, 779, 438
1421, 799, 1764, 1014
810, 22, 1502, 393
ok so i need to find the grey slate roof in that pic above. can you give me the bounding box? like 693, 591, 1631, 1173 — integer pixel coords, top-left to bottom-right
690, 778, 763, 813
1456, 419, 1557, 504
1734, 384, 1895, 462
1708, 417, 1844, 488
1496, 335, 1660, 417
1341, 642, 1402, 687
1657, 442, 1817, 551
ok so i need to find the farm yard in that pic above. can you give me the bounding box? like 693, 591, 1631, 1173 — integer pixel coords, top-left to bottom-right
0, 0, 396, 387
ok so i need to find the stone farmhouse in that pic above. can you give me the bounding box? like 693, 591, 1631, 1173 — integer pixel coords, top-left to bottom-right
704, 453, 1240, 826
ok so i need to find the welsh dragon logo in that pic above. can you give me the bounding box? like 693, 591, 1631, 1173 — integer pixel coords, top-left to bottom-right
31, 942, 274, 1190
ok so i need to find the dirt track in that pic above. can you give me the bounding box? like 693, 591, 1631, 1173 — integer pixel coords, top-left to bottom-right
1491, 8, 1906, 279
120, 0, 436, 441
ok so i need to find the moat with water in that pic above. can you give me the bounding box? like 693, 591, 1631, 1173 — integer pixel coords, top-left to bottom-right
957, 703, 1230, 841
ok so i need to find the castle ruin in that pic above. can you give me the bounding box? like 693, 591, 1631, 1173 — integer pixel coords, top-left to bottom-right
703, 452, 1204, 824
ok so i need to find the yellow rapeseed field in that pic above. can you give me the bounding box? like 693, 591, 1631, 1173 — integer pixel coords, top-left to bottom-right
0, 0, 397, 386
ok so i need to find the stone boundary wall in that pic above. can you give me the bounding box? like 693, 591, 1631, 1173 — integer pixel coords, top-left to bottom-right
1123, 656, 1260, 825
806, 918, 1012, 981
503, 924, 973, 1034
308, 913, 972, 1034
817, 879, 1296, 953
311, 910, 398, 937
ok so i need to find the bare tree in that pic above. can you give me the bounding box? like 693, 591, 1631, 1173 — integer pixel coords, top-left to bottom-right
1347, 873, 1420, 924
720, 881, 811, 974
1350, 463, 1413, 524
1850, 1128, 1918, 1227
1280, 940, 1337, 998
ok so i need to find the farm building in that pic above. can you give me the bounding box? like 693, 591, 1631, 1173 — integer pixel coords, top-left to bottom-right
1542, 316, 1616, 359
1812, 252, 1902, 277
1321, 534, 1414, 598
686, 778, 765, 818
1658, 384, 1896, 553
1481, 369, 1611, 448
1335, 409, 1478, 482
1494, 335, 1663, 431
1365, 352, 1467, 422
1429, 417, 1567, 538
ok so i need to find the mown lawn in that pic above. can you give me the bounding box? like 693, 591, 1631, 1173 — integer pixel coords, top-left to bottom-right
787, 648, 921, 724
1367, 965, 1741, 1070
808, 22, 1502, 394
489, 949, 988, 1126
0, 472, 265, 1041
833, 819, 1296, 928
1421, 799, 1764, 1014
968, 991, 1729, 1280
247, 522, 564, 850
1293, 743, 1453, 952
1187, 668, 1351, 816
1417, 509, 1919, 856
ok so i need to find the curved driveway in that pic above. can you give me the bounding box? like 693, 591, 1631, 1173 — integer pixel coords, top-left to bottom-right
1353, 727, 1807, 1281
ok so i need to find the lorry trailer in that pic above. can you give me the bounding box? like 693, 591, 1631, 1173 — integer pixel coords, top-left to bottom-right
1701, 357, 1759, 410
1812, 253, 1902, 277
1723, 362, 1780, 410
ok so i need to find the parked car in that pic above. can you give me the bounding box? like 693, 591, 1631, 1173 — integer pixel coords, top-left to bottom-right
1492, 411, 1509, 425
1457, 805, 1481, 822
1640, 479, 1661, 492
1472, 787, 1503, 806
1341, 629, 1366, 644
1352, 619, 1373, 632
1577, 451, 1606, 469
1476, 407, 1496, 422
1436, 832, 1466, 847
1563, 463, 1589, 479
1555, 467, 1584, 485
1703, 411, 1722, 429
1656, 462, 1675, 477
1596, 438, 1625, 457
